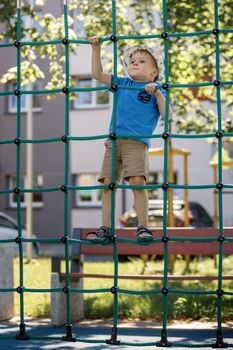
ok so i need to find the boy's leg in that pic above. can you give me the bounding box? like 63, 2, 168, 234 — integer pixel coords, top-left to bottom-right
86, 176, 117, 241
121, 139, 151, 238
98, 140, 122, 228
86, 139, 122, 241
129, 176, 153, 240
128, 176, 148, 227
102, 177, 112, 227
86, 177, 111, 240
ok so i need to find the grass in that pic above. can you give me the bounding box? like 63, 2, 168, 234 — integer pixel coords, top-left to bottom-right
13, 255, 233, 321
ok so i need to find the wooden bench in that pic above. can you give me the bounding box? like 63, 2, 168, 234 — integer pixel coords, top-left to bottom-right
51, 227, 233, 281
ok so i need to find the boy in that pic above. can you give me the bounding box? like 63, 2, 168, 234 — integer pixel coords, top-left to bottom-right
86, 37, 171, 242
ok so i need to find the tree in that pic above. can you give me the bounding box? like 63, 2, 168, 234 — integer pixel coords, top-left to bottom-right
0, 0, 78, 99
1, 0, 233, 133
74, 0, 233, 134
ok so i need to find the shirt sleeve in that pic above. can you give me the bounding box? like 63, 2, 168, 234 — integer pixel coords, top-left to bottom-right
111, 75, 130, 87
160, 87, 167, 98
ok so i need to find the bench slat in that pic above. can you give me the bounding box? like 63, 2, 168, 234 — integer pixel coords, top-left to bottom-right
79, 227, 233, 255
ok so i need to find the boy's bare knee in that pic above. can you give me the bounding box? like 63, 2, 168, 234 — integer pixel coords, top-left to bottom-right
103, 177, 112, 185
129, 176, 146, 186
102, 178, 119, 189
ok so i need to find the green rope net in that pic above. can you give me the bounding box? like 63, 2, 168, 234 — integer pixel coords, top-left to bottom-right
0, 0, 233, 347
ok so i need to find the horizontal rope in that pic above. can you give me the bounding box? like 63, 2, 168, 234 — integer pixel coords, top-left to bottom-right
1, 81, 232, 99
1, 27, 233, 49
0, 132, 232, 145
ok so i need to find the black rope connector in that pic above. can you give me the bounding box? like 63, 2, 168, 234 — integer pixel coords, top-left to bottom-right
63, 285, 70, 294
161, 287, 169, 295
15, 323, 30, 340
216, 182, 223, 190
161, 32, 168, 39
212, 27, 219, 35
212, 330, 228, 348
62, 38, 70, 46
62, 86, 70, 94
111, 234, 117, 243
218, 235, 225, 243
14, 88, 21, 96
62, 324, 76, 342
14, 187, 21, 194
213, 79, 221, 87
16, 286, 24, 294
61, 184, 68, 192
162, 82, 169, 90
61, 135, 68, 143
109, 132, 117, 140
162, 132, 169, 140
14, 40, 21, 48
162, 182, 169, 191
60, 236, 68, 244
156, 329, 172, 347
108, 182, 116, 191
110, 84, 118, 92
216, 289, 224, 297
14, 137, 21, 145
215, 131, 222, 139
106, 326, 121, 345
110, 286, 118, 294
162, 235, 169, 243
110, 34, 118, 42
15, 236, 22, 244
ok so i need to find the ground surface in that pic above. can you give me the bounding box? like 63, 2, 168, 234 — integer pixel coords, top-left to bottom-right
0, 318, 232, 350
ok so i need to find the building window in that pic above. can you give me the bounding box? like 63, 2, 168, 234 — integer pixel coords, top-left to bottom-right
8, 175, 44, 208
8, 82, 42, 113
75, 174, 101, 207
73, 78, 110, 109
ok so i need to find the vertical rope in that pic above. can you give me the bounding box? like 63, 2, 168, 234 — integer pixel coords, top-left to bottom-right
15, 1, 29, 340
213, 0, 225, 346
157, 0, 171, 346
108, 0, 120, 345
62, 0, 74, 341
16, 5, 24, 322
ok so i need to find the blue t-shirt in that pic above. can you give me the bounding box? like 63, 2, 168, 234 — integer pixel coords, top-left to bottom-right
109, 76, 165, 147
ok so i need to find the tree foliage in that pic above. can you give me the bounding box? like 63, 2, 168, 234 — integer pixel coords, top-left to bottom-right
0, 0, 77, 99
0, 0, 232, 133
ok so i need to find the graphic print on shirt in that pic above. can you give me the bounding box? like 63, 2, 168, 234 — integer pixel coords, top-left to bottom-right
137, 90, 152, 104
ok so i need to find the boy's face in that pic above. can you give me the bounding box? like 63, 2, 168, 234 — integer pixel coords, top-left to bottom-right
128, 50, 159, 82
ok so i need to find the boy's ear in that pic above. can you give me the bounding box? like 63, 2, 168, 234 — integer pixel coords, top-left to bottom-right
152, 68, 159, 81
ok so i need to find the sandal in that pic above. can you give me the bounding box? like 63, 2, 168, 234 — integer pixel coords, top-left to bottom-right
136, 226, 153, 242
86, 226, 113, 242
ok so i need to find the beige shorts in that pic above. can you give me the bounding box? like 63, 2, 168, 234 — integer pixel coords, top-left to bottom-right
98, 139, 149, 183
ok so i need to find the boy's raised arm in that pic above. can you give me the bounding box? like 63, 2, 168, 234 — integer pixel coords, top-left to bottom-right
89, 36, 111, 85
145, 83, 172, 118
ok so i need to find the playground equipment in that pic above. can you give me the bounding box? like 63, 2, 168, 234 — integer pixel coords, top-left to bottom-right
149, 145, 191, 227
210, 159, 233, 227
0, 0, 232, 347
